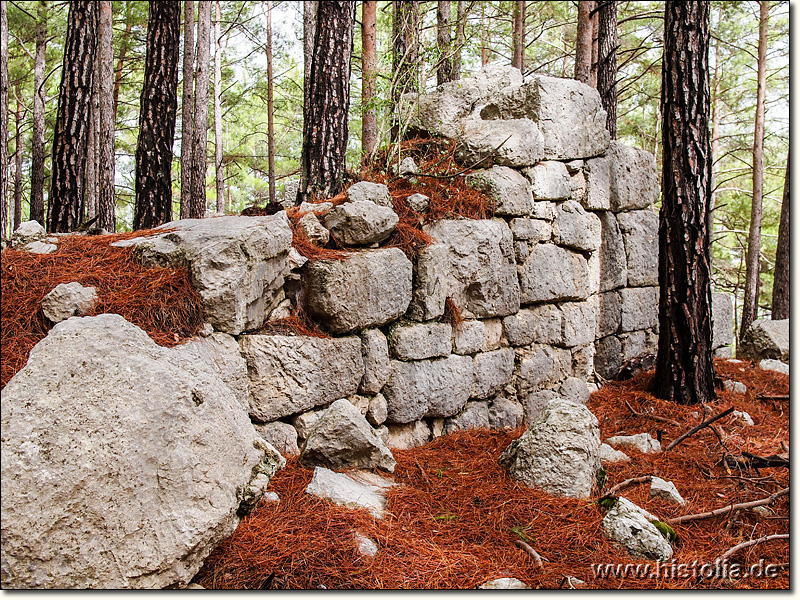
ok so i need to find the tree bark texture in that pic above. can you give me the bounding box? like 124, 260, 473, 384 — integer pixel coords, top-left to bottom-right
13, 91, 23, 230
30, 0, 47, 226
266, 0, 276, 203
511, 1, 525, 72
740, 0, 769, 337
653, 0, 716, 406
590, 4, 598, 87
436, 1, 452, 86
84, 71, 99, 221
361, 0, 378, 163
133, 1, 180, 230
180, 0, 195, 218
480, 4, 489, 66
303, 0, 318, 121
708, 24, 721, 253
1, 0, 10, 239
188, 0, 211, 218
574, 1, 594, 84
97, 0, 115, 231
597, 0, 617, 138
771, 151, 789, 320
392, 1, 419, 105
49, 0, 98, 233
298, 1, 356, 203
112, 1, 134, 121
452, 1, 466, 80
214, 0, 224, 213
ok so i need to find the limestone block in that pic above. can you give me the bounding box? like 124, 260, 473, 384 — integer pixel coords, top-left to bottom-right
602, 498, 673, 561
561, 301, 597, 348
453, 320, 487, 355
619, 287, 659, 332
519, 244, 590, 304
305, 467, 395, 519
583, 157, 611, 210
599, 443, 630, 464
444, 401, 490, 433
606, 432, 661, 454
711, 292, 734, 350
515, 241, 530, 263
483, 318, 504, 350
24, 240, 57, 254
387, 420, 431, 450
405, 192, 430, 212
530, 200, 557, 220
515, 344, 571, 398
345, 181, 393, 208
571, 343, 596, 380
521, 389, 557, 424
617, 209, 659, 287
253, 421, 300, 456
649, 477, 685, 506
12, 220, 46, 245
367, 393, 388, 426
359, 329, 392, 395
455, 117, 544, 168
524, 161, 571, 200
323, 200, 398, 246
594, 335, 622, 380
619, 330, 646, 360
41, 282, 98, 323
509, 217, 551, 241
472, 348, 515, 399
739, 319, 789, 363
296, 212, 330, 246
389, 322, 452, 360
559, 376, 591, 405
502, 308, 538, 347
465, 165, 534, 217
598, 211, 627, 292
488, 398, 525, 430
607, 142, 659, 211
597, 290, 621, 338
553, 200, 602, 253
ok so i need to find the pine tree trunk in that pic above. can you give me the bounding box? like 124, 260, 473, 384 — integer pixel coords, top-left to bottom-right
574, 1, 594, 84
213, 0, 224, 213
597, 0, 617, 139
740, 0, 769, 338
188, 0, 211, 218
298, 1, 356, 203
180, 0, 195, 218
133, 1, 180, 230
361, 0, 378, 164
590, 5, 598, 88
112, 1, 134, 121
653, 0, 716, 406
266, 0, 276, 203
511, 1, 525, 72
13, 91, 23, 230
30, 0, 47, 226
1, 0, 10, 239
303, 0, 318, 124
49, 0, 98, 233
85, 69, 99, 221
97, 0, 115, 231
436, 1, 452, 86
453, 1, 465, 80
708, 22, 721, 257
392, 1, 419, 104
771, 151, 789, 320
480, 4, 488, 66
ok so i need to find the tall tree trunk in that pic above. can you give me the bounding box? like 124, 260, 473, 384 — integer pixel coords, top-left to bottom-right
49, 0, 98, 233
30, 1, 47, 226
266, 0, 275, 203
436, 1, 452, 86
771, 150, 790, 320
97, 0, 115, 231
653, 0, 715, 406
452, 1, 465, 80
180, 0, 195, 218
590, 3, 599, 88
213, 0, 224, 213
574, 1, 594, 84
188, 0, 211, 218
112, 1, 134, 121
133, 1, 180, 230
1, 0, 9, 239
392, 0, 419, 139
480, 3, 488, 66
298, 1, 356, 203
597, 0, 617, 138
511, 1, 525, 72
708, 19, 721, 256
361, 0, 378, 164
303, 0, 318, 123
740, 0, 769, 338
84, 72, 99, 221
13, 90, 23, 230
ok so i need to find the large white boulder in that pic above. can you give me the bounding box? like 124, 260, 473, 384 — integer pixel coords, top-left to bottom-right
41, 282, 98, 323
12, 220, 46, 246
323, 200, 399, 246
1, 315, 284, 589
305, 467, 396, 519
602, 497, 673, 561
738, 319, 789, 363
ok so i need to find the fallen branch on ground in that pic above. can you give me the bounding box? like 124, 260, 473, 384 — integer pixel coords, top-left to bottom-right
757, 394, 789, 401
513, 539, 544, 568
717, 534, 789, 563
665, 407, 735, 451
624, 400, 682, 428
669, 487, 789, 524
598, 475, 652, 502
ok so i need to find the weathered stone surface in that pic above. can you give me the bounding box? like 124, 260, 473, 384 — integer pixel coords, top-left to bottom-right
516, 345, 571, 398
521, 389, 557, 424
387, 420, 431, 450
41, 282, 97, 323
605, 433, 661, 454
598, 212, 627, 292
345, 181, 393, 208
305, 248, 413, 334
465, 166, 533, 217
602, 497, 673, 561
180, 332, 251, 410
282, 179, 300, 207
239, 334, 363, 422
515, 241, 529, 264
499, 398, 601, 498
483, 318, 503, 350
479, 578, 530, 589
650, 477, 685, 506
488, 398, 525, 429
354, 532, 380, 557
739, 319, 789, 363
597, 291, 621, 337
296, 212, 330, 246
114, 214, 293, 335
723, 380, 747, 395
519, 244, 589, 304
24, 240, 57, 254
616, 210, 659, 287
472, 348, 515, 399
347, 393, 371, 416
405, 192, 430, 212
732, 410, 755, 426
561, 301, 596, 347
570, 170, 587, 204
619, 287, 659, 332
384, 355, 474, 423
619, 331, 647, 361
455, 117, 544, 168
367, 394, 388, 426
530, 199, 557, 221
12, 220, 46, 245
359, 329, 391, 395
453, 320, 487, 354
571, 343, 596, 380
411, 219, 520, 320
711, 292, 734, 350
559, 377, 590, 405
253, 421, 300, 456
323, 201, 398, 246
292, 408, 323, 439
594, 335, 622, 380
607, 142, 659, 211
305, 467, 395, 519
599, 443, 630, 464
389, 322, 452, 361
552, 200, 601, 253
445, 401, 490, 433
583, 157, 610, 210
509, 217, 551, 241
0, 314, 282, 589
759, 358, 789, 376
297, 200, 333, 215
524, 161, 571, 200
391, 156, 418, 179
287, 248, 307, 271
502, 308, 538, 347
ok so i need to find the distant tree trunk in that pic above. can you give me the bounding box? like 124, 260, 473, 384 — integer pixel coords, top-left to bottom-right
84, 73, 99, 221
480, 3, 489, 66
213, 0, 224, 213
453, 1, 465, 80
740, 0, 769, 338
708, 23, 721, 255
266, 0, 276, 203
1, 0, 9, 239
49, 0, 98, 233
392, 0, 419, 139
597, 0, 617, 138
361, 0, 378, 164
30, 1, 47, 226
97, 0, 115, 231
112, 1, 134, 121
13, 91, 23, 230
771, 151, 789, 320
590, 2, 599, 88
298, 1, 356, 203
180, 0, 195, 218
653, 0, 715, 406
511, 1, 525, 72
436, 1, 452, 86
574, 0, 594, 84
133, 1, 180, 230
303, 0, 318, 121
188, 0, 211, 218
